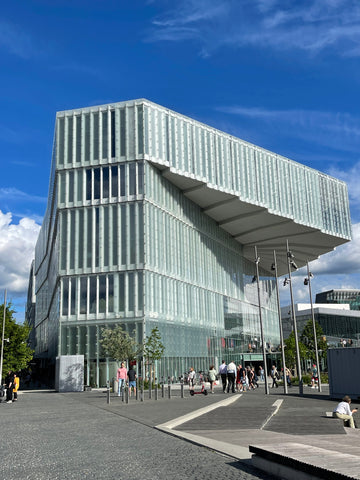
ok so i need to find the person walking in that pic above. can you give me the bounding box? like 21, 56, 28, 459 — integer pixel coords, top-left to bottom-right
252, 367, 259, 388
208, 365, 217, 393
247, 366, 255, 390
311, 364, 318, 388
218, 360, 227, 393
127, 365, 137, 397
259, 366, 265, 382
240, 369, 248, 392
236, 364, 243, 392
333, 395, 358, 428
13, 373, 20, 401
117, 362, 127, 396
187, 367, 196, 389
226, 360, 236, 393
285, 367, 292, 387
5, 371, 14, 403
270, 365, 279, 388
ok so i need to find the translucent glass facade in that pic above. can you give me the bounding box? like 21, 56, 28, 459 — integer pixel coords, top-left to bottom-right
28, 99, 352, 386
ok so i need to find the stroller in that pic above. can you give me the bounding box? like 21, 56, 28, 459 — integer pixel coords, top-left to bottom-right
189, 372, 208, 396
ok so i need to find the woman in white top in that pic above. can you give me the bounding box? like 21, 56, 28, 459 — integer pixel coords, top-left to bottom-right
188, 367, 196, 388
333, 395, 358, 428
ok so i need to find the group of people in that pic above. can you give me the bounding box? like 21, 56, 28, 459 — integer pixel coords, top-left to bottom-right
217, 361, 261, 393
2, 371, 20, 403
269, 365, 294, 388
116, 363, 137, 397
186, 362, 295, 393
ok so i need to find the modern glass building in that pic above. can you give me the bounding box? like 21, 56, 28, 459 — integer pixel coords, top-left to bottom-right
281, 303, 360, 348
26, 99, 352, 387
316, 289, 360, 310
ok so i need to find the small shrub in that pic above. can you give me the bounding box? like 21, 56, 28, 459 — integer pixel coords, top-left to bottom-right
290, 373, 328, 386
140, 380, 159, 390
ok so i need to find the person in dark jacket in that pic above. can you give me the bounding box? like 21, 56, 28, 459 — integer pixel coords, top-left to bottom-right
127, 366, 137, 397
5, 371, 14, 403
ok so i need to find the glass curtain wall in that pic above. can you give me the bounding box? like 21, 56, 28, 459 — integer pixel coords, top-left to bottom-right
30, 99, 351, 387
143, 163, 279, 379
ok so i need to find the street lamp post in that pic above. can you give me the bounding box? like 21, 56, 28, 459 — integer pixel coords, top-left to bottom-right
254, 246, 269, 395
304, 261, 322, 393
0, 290, 7, 385
286, 240, 303, 395
272, 250, 288, 395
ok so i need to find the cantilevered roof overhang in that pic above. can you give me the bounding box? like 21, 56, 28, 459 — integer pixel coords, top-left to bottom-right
56, 98, 352, 277
156, 165, 351, 276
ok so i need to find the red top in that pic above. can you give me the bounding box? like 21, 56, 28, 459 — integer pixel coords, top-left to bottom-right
117, 367, 127, 380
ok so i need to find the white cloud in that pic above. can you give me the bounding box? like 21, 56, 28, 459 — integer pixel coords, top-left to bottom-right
0, 188, 47, 204
279, 223, 360, 305
310, 223, 360, 275
0, 210, 40, 298
216, 106, 360, 149
148, 0, 360, 58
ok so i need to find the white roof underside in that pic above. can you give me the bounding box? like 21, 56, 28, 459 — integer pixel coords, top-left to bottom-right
157, 165, 350, 276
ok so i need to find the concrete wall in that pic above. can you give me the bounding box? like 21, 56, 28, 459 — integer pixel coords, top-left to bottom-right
328, 348, 360, 399
55, 355, 84, 392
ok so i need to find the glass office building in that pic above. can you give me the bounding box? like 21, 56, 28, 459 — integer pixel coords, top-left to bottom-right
315, 289, 360, 310
27, 99, 352, 387
281, 304, 360, 348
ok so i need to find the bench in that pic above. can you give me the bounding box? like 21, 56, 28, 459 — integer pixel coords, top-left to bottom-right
250, 443, 360, 480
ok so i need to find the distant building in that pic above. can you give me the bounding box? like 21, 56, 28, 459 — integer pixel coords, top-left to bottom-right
281, 303, 360, 347
26, 99, 352, 386
315, 289, 360, 310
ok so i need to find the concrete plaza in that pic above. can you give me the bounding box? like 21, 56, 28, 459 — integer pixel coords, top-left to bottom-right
0, 384, 359, 479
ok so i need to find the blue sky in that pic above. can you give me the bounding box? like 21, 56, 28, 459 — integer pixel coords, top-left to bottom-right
1, 0, 360, 321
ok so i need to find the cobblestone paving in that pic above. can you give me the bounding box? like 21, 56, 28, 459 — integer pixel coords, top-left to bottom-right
0, 392, 276, 480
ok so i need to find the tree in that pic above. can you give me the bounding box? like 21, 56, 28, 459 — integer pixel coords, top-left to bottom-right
0, 303, 34, 379
283, 331, 308, 376
143, 327, 165, 385
300, 318, 328, 362
100, 325, 138, 364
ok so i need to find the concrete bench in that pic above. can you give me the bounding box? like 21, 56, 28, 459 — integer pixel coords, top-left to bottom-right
250, 443, 360, 480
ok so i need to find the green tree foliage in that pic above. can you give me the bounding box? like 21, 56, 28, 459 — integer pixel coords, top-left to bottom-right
0, 303, 34, 378
143, 327, 165, 364
100, 325, 138, 363
300, 318, 328, 362
284, 331, 308, 374
143, 327, 165, 383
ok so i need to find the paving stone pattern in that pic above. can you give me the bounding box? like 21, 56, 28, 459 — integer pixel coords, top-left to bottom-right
0, 392, 276, 480
264, 392, 347, 435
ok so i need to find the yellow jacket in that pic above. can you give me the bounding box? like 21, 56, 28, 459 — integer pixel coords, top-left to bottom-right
13, 376, 20, 392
